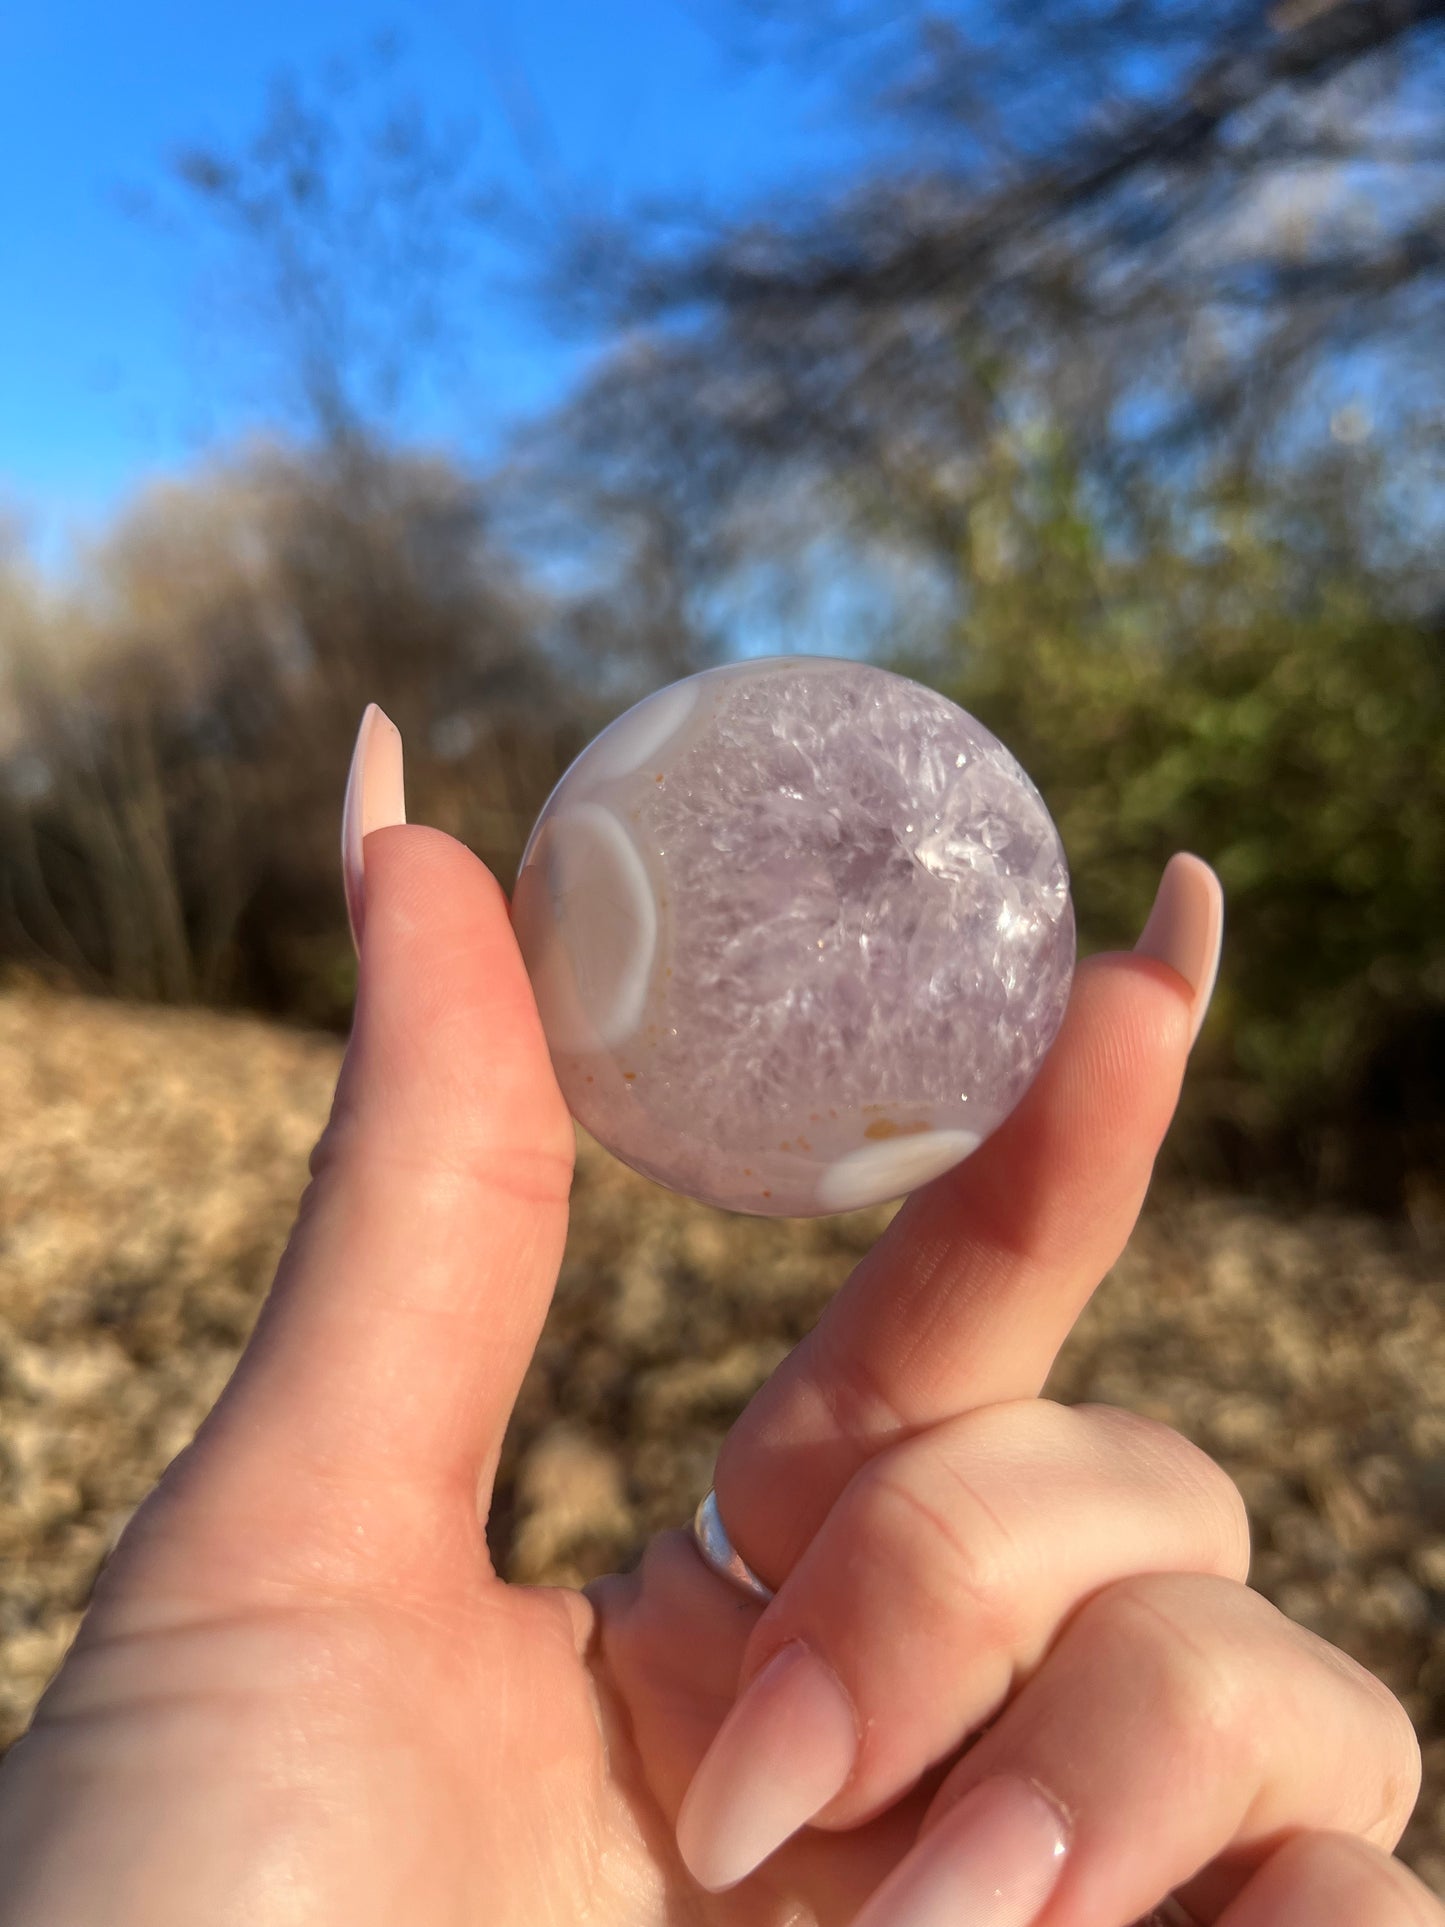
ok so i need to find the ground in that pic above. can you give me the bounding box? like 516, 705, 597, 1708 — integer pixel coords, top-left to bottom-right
1, 985, 1443, 1892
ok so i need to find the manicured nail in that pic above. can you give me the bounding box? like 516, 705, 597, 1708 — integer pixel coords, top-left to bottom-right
341, 704, 406, 951
676, 1642, 858, 1892
1133, 852, 1224, 1047
851, 1776, 1070, 1927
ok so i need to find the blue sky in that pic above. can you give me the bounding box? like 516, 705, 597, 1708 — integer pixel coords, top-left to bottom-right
0, 0, 866, 573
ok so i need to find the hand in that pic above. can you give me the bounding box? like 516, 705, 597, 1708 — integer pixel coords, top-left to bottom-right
0, 708, 1432, 1927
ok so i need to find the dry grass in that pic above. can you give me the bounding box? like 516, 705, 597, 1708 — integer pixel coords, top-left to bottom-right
2, 984, 1443, 1891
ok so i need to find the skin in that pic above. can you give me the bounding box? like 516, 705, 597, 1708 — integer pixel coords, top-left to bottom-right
0, 822, 1436, 1927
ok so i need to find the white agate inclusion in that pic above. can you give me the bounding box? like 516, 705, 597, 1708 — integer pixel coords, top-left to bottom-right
546, 803, 658, 1048
585, 679, 699, 781
814, 1128, 982, 1212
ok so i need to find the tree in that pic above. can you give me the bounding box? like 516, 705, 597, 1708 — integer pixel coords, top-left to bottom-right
534, 0, 1445, 596
520, 0, 1445, 1200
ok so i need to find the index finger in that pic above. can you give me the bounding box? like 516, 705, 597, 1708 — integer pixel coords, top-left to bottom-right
715, 854, 1223, 1588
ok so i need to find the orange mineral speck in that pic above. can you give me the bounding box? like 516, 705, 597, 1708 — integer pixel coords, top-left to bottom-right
623, 1072, 637, 1083
863, 1117, 931, 1141
762, 1189, 772, 1199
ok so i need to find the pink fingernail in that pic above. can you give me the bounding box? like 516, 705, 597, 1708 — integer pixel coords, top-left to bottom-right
341, 704, 406, 951
1133, 852, 1224, 1048
675, 1641, 858, 1892
851, 1776, 1069, 1927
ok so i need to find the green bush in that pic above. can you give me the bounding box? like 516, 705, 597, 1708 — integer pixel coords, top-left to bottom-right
898, 441, 1445, 1205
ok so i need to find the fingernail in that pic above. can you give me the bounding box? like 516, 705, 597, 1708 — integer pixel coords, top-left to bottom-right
676, 1641, 858, 1892
851, 1776, 1070, 1927
341, 704, 406, 951
1133, 852, 1224, 1048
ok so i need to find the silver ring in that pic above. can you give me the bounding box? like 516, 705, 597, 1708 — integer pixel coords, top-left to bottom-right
691, 1489, 775, 1602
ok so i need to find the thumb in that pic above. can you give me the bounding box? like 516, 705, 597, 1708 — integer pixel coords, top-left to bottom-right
171, 711, 575, 1569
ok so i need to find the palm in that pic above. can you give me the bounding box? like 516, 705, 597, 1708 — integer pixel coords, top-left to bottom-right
3, 1466, 905, 1927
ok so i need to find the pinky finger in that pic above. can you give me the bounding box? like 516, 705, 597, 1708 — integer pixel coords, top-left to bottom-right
1212, 1833, 1442, 1927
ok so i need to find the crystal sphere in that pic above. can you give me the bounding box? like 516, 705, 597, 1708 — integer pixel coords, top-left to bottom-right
513, 657, 1074, 1216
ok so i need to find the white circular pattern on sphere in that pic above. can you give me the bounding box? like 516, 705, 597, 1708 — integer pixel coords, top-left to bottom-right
584, 677, 699, 781
530, 803, 658, 1052
813, 1128, 985, 1214
513, 657, 1075, 1217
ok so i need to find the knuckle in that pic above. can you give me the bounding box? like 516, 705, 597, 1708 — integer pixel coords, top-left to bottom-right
1077, 1402, 1253, 1579
1076, 1573, 1253, 1766
850, 1453, 1029, 1657
1288, 1613, 1423, 1775
1317, 1648, 1423, 1842
1382, 1709, 1425, 1838
1079, 1576, 1425, 1849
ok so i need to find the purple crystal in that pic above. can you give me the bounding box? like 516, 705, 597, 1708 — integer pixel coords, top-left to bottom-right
513, 658, 1074, 1215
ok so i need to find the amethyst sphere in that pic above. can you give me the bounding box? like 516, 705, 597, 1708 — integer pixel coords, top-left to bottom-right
512, 657, 1074, 1216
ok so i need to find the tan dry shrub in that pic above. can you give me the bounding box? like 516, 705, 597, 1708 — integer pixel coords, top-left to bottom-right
0, 443, 591, 1022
